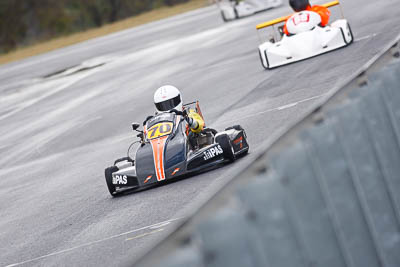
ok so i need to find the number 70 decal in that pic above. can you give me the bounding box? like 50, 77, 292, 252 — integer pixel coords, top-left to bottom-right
147, 122, 173, 140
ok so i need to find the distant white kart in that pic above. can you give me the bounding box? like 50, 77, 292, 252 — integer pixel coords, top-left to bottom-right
216, 0, 283, 22
257, 0, 353, 69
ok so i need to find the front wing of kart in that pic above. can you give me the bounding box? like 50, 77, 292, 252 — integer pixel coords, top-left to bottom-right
106, 126, 249, 195
259, 19, 353, 69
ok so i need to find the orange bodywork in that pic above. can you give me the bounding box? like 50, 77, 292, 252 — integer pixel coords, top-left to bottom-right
150, 135, 168, 181
283, 5, 331, 35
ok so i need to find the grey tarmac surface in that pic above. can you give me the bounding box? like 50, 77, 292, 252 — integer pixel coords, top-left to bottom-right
1, 0, 399, 266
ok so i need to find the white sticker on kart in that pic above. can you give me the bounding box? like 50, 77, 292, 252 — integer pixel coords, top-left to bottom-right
113, 175, 128, 185
203, 145, 223, 161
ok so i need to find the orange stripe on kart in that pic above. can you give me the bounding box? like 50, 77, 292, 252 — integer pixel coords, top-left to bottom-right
150, 136, 168, 181
150, 138, 161, 180
157, 140, 165, 181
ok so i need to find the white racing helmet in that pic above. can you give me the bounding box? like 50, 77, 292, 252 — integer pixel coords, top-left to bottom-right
286, 11, 322, 34
154, 85, 183, 112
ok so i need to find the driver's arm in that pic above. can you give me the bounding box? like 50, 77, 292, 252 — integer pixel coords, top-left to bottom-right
283, 23, 289, 36
310, 5, 331, 26
186, 109, 205, 134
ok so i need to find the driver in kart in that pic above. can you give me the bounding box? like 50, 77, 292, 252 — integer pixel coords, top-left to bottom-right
152, 85, 205, 147
283, 0, 331, 36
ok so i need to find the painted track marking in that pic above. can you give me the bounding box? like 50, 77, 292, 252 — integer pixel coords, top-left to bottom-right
149, 221, 171, 229
277, 102, 298, 110
125, 228, 165, 241
223, 93, 328, 125
355, 33, 378, 42
5, 218, 182, 267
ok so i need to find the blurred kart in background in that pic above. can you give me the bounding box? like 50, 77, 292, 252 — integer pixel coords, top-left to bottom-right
257, 0, 353, 69
215, 0, 283, 22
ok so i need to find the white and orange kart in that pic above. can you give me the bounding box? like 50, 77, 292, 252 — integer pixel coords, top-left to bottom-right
215, 0, 283, 22
104, 102, 249, 196
257, 0, 353, 69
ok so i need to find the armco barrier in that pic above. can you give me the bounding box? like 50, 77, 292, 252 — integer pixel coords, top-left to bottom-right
134, 36, 400, 267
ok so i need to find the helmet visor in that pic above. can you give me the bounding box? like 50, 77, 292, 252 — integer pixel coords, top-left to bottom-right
155, 94, 181, 111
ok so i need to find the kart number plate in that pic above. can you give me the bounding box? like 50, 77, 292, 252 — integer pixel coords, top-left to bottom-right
291, 13, 310, 26
147, 122, 173, 140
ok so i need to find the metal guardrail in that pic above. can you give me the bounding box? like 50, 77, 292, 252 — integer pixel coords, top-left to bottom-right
134, 35, 400, 267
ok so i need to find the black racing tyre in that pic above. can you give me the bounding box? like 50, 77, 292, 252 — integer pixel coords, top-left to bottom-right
105, 166, 118, 197
225, 125, 247, 139
259, 50, 269, 70
221, 11, 228, 22
234, 7, 239, 19
216, 134, 235, 162
347, 23, 354, 44
225, 125, 243, 131
114, 157, 134, 166
202, 128, 218, 135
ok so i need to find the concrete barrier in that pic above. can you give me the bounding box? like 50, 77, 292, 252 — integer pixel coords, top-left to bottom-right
134, 36, 400, 267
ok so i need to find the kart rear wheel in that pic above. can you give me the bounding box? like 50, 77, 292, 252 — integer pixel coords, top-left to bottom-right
225, 125, 249, 156
216, 134, 235, 162
225, 125, 247, 139
105, 166, 118, 197
225, 125, 243, 131
203, 128, 218, 135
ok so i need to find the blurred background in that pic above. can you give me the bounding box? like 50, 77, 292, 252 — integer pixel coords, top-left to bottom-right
0, 0, 194, 54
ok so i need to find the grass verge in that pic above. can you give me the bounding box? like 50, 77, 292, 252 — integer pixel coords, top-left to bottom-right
0, 0, 210, 66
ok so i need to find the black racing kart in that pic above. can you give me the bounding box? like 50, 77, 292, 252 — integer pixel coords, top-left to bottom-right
104, 102, 249, 196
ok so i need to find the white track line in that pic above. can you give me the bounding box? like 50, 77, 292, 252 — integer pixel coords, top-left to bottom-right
355, 33, 378, 42
125, 228, 165, 241
223, 93, 328, 125
277, 102, 298, 110
5, 217, 182, 267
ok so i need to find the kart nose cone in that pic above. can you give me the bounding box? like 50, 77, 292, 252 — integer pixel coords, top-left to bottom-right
288, 31, 319, 57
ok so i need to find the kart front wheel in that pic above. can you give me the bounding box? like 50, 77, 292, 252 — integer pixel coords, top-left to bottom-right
347, 23, 354, 45
221, 11, 228, 22
114, 157, 134, 166
216, 134, 235, 162
105, 166, 118, 197
259, 50, 269, 70
225, 125, 244, 131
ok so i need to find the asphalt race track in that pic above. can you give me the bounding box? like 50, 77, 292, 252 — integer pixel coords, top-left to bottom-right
1, 0, 399, 266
